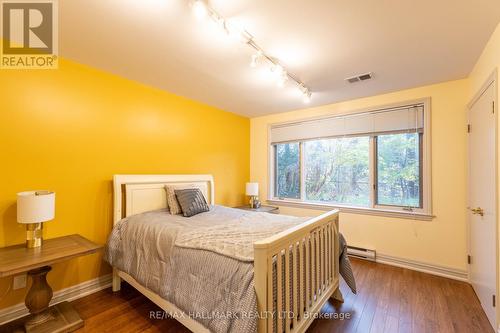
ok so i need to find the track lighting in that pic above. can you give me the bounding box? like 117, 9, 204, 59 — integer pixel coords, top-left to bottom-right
270, 64, 287, 87
302, 90, 312, 104
189, 0, 312, 103
250, 55, 258, 68
250, 51, 263, 68
213, 15, 225, 31
271, 64, 284, 77
277, 71, 288, 88
298, 85, 311, 103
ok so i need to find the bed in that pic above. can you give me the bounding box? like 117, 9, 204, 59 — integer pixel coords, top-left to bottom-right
107, 174, 341, 333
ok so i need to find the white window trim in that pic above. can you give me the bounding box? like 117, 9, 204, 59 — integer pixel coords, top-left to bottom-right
267, 98, 433, 220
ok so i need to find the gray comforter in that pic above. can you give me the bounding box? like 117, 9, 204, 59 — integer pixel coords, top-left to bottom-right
105, 205, 356, 333
105, 206, 307, 333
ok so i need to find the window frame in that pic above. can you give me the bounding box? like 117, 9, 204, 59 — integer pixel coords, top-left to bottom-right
373, 131, 424, 212
268, 98, 433, 220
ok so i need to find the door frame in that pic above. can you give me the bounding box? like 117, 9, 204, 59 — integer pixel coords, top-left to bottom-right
467, 69, 498, 329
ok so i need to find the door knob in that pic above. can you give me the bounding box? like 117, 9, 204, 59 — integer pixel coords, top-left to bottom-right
470, 207, 484, 216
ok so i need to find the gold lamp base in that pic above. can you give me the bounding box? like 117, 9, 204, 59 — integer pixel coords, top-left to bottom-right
26, 223, 43, 248
249, 196, 261, 209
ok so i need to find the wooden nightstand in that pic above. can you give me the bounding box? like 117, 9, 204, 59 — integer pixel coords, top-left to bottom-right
234, 205, 280, 214
0, 234, 102, 333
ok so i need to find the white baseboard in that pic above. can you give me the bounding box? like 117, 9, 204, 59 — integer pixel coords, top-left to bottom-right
0, 274, 112, 325
375, 253, 468, 282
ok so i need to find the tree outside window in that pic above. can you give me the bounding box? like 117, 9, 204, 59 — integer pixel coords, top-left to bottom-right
275, 143, 300, 199
304, 137, 370, 207
376, 133, 421, 208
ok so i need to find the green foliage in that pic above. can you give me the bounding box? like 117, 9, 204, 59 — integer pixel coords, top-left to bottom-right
274, 133, 421, 208
377, 133, 420, 207
305, 137, 370, 207
276, 143, 300, 199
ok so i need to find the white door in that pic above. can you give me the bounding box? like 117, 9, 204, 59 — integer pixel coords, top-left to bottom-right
468, 81, 497, 329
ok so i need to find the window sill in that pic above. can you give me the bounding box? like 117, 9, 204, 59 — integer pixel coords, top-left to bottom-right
266, 199, 435, 221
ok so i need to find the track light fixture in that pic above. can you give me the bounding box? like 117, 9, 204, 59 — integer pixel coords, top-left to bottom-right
250, 51, 263, 68
271, 64, 284, 77
302, 89, 312, 104
189, 0, 312, 103
277, 71, 288, 88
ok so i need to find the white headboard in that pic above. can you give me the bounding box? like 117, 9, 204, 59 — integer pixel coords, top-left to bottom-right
113, 174, 215, 225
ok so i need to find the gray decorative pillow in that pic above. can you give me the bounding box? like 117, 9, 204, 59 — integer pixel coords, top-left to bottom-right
165, 184, 194, 215
174, 188, 210, 217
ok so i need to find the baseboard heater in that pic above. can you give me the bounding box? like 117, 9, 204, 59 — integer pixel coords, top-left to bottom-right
347, 245, 376, 261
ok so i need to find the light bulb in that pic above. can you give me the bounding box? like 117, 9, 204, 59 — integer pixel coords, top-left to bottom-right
192, 0, 208, 19
250, 51, 263, 68
250, 55, 258, 68
277, 72, 288, 87
271, 64, 284, 76
250, 54, 259, 68
302, 90, 312, 104
269, 64, 285, 85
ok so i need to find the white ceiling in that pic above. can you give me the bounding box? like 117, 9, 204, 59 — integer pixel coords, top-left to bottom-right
60, 0, 500, 117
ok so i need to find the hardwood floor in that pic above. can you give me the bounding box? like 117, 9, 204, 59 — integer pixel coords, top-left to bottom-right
1, 258, 494, 333
71, 258, 493, 333
306, 259, 493, 333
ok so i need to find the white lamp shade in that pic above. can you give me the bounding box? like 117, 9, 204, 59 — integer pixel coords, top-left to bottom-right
246, 182, 259, 196
17, 191, 55, 224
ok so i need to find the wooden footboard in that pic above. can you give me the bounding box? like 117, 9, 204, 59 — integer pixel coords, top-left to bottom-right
253, 210, 340, 333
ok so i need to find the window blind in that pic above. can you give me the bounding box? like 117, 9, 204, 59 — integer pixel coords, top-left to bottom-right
270, 104, 424, 144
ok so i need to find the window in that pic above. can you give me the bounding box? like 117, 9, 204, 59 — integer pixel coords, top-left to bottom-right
304, 137, 370, 207
275, 142, 300, 199
269, 102, 431, 216
376, 133, 421, 208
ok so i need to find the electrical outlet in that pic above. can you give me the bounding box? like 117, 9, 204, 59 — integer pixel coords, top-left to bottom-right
13, 274, 27, 290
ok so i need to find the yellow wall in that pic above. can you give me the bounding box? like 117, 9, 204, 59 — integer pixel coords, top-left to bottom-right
251, 79, 469, 271
468, 22, 500, 325
469, 23, 500, 99
0, 59, 250, 309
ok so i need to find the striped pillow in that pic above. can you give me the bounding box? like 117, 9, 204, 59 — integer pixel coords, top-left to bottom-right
174, 188, 210, 217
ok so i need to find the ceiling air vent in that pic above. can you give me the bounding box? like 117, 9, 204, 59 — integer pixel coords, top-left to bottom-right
346, 72, 373, 83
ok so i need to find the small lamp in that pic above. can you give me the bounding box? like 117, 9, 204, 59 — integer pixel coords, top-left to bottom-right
17, 191, 55, 248
246, 182, 261, 209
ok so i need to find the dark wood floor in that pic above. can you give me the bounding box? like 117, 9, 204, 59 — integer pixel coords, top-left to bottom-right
71, 258, 494, 333
306, 259, 494, 333
2, 258, 494, 333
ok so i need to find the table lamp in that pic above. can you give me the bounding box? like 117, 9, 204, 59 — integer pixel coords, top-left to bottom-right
246, 182, 261, 209
17, 191, 55, 248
